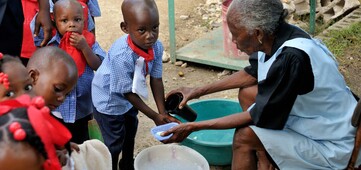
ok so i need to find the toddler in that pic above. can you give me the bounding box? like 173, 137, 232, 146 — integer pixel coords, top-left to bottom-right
92, 0, 178, 169
27, 46, 78, 111
50, 0, 101, 35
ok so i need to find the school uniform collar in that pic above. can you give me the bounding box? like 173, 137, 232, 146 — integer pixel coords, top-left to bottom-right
47, 32, 62, 45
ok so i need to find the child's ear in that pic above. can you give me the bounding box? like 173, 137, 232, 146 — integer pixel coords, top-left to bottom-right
29, 69, 40, 85
120, 22, 128, 34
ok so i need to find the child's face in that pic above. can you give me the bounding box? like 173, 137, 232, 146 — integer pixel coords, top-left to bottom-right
0, 143, 45, 170
0, 62, 34, 101
122, 9, 159, 50
31, 62, 77, 110
54, 3, 84, 36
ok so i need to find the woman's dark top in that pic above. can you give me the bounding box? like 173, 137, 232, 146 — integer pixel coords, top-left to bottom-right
244, 22, 315, 129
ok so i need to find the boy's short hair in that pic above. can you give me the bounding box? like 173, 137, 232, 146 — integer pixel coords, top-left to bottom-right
121, 0, 158, 22
53, 0, 83, 17
27, 46, 77, 74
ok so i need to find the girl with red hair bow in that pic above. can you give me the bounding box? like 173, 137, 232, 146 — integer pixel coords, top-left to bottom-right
0, 95, 72, 170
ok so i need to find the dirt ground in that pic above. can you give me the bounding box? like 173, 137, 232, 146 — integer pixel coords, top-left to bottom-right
95, 0, 237, 169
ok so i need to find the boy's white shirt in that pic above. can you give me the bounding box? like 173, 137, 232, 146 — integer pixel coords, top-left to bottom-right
52, 111, 63, 119
132, 57, 149, 100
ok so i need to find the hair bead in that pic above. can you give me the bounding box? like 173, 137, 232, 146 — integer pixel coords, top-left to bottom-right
0, 72, 10, 89
9, 122, 27, 141
13, 129, 26, 141
9, 122, 22, 133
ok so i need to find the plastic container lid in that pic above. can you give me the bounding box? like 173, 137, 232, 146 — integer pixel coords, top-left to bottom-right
151, 122, 179, 141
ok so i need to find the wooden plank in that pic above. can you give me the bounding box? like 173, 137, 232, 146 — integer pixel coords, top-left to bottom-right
175, 27, 249, 71
168, 0, 176, 63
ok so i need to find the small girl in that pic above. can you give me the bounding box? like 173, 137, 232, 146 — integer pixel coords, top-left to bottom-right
0, 53, 34, 101
0, 95, 72, 170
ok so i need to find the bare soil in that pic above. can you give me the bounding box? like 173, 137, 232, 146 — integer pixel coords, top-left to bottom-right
95, 0, 236, 169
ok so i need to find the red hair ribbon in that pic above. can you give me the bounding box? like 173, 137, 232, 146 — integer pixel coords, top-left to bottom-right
0, 95, 72, 170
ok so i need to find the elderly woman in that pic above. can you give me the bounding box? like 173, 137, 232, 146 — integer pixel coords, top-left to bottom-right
163, 0, 360, 169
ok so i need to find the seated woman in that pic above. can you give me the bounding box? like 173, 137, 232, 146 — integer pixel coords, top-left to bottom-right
162, 0, 360, 169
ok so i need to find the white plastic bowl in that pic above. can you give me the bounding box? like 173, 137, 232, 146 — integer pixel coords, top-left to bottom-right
134, 144, 210, 170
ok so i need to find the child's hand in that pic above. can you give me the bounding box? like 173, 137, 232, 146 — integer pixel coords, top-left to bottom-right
70, 142, 80, 152
69, 32, 88, 51
56, 149, 69, 167
154, 113, 181, 126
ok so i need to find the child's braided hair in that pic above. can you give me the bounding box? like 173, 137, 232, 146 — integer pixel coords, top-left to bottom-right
0, 107, 48, 159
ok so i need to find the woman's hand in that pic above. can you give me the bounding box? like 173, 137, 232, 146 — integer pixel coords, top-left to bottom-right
166, 87, 199, 109
161, 122, 194, 143
69, 32, 88, 51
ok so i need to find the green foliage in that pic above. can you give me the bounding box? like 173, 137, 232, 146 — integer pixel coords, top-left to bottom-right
323, 22, 361, 60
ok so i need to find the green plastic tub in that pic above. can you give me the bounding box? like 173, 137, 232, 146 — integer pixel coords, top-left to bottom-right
178, 99, 242, 166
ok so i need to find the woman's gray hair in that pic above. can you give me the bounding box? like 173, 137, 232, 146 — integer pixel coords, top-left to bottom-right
227, 0, 285, 34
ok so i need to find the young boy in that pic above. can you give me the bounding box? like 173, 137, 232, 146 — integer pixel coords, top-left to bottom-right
35, 0, 105, 144
27, 46, 78, 111
91, 0, 178, 169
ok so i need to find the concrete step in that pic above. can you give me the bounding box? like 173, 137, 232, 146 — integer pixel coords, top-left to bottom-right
316, 7, 361, 40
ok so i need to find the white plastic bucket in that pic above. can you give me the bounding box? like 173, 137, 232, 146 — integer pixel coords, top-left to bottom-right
134, 144, 210, 170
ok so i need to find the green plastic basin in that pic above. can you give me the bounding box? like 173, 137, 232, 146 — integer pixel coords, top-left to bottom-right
179, 99, 242, 166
